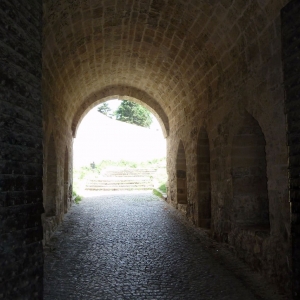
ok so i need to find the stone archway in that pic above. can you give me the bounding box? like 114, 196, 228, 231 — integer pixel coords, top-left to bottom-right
71, 85, 169, 139
1, 0, 296, 297
231, 113, 269, 229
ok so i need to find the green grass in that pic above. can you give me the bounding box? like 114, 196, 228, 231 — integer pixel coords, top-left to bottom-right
158, 183, 167, 193
73, 190, 82, 204
74, 158, 166, 181
153, 189, 163, 198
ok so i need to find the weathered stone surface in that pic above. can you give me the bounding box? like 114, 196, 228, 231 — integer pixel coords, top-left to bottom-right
2, 0, 299, 298
0, 0, 43, 298
282, 1, 300, 298
44, 192, 287, 300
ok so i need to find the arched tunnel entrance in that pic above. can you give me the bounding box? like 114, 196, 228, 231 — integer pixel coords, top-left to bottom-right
43, 91, 169, 241
72, 98, 167, 196
2, 0, 300, 298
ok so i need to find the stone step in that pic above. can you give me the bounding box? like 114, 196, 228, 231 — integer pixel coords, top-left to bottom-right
87, 167, 157, 191
103, 168, 157, 171
103, 174, 154, 177
102, 173, 155, 178
86, 182, 153, 186
86, 182, 153, 187
85, 178, 154, 191
89, 177, 152, 181
86, 184, 154, 190
103, 169, 156, 173
86, 186, 154, 191
102, 168, 157, 178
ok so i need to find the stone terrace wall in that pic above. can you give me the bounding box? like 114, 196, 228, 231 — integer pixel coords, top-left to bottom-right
0, 0, 44, 298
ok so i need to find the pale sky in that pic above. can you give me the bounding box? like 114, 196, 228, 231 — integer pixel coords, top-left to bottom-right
73, 102, 166, 168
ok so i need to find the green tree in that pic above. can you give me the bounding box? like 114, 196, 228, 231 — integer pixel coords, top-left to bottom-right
97, 102, 112, 118
114, 101, 152, 128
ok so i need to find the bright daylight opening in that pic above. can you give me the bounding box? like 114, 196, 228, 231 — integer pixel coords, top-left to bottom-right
73, 99, 167, 199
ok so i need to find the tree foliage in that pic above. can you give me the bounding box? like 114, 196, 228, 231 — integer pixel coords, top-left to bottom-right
114, 101, 152, 128
97, 103, 112, 118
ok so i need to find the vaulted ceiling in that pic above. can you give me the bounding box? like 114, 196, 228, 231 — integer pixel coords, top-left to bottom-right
42, 0, 282, 130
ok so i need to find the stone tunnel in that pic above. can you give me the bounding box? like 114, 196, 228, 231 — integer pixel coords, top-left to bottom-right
1, 0, 300, 298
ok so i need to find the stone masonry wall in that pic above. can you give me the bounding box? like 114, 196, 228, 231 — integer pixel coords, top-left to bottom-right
41, 0, 292, 295
282, 1, 300, 298
167, 8, 291, 294
0, 0, 295, 297
42, 97, 73, 243
0, 0, 44, 298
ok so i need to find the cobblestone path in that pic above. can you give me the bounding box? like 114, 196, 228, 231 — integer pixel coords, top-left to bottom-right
44, 192, 278, 300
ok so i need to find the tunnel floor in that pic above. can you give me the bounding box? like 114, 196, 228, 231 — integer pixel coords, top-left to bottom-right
44, 191, 283, 300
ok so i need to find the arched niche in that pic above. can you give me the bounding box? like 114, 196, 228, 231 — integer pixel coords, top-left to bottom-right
176, 141, 187, 204
231, 113, 269, 229
71, 85, 169, 138
197, 128, 211, 229
45, 134, 57, 216
63, 146, 69, 213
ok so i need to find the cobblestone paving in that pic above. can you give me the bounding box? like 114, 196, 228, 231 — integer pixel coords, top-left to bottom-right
44, 192, 278, 300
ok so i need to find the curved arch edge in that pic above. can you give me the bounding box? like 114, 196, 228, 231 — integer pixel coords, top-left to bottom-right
71, 85, 169, 138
